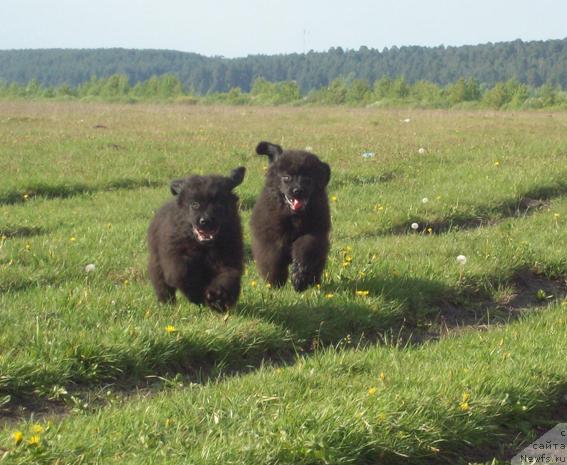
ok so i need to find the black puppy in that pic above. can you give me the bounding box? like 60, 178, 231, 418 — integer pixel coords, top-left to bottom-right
250, 141, 331, 291
148, 167, 245, 310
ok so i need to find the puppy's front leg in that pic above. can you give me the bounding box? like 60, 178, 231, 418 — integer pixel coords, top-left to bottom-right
290, 234, 329, 292
204, 267, 242, 311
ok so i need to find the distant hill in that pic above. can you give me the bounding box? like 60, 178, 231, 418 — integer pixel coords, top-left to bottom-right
1, 38, 566, 94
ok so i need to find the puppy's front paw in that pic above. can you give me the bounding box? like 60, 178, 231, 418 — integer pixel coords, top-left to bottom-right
291, 261, 317, 292
204, 285, 236, 311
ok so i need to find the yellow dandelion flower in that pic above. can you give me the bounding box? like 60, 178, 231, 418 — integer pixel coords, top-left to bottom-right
367, 387, 378, 396
250, 280, 257, 287
25, 243, 31, 250
31, 424, 44, 434
331, 195, 337, 202
342, 261, 351, 268
324, 293, 335, 299
344, 255, 353, 263
462, 392, 470, 403
554, 213, 560, 219
427, 227, 433, 234
494, 161, 500, 167
69, 236, 76, 242
459, 401, 470, 412
27, 435, 41, 446
266, 283, 272, 289
379, 372, 386, 381
12, 431, 23, 445
356, 290, 369, 297
123, 279, 129, 285
165, 325, 176, 334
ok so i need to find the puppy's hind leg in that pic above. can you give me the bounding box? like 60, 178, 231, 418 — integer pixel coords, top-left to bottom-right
253, 242, 290, 288
148, 256, 176, 303
290, 234, 329, 292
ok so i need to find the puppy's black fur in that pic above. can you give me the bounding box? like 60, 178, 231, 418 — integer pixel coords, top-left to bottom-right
251, 142, 331, 291
148, 167, 245, 310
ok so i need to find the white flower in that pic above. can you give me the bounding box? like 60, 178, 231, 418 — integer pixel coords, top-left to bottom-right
361, 152, 375, 159
411, 222, 419, 230
85, 263, 96, 273
402, 118, 411, 123
456, 255, 467, 265
421, 197, 429, 204
418, 147, 426, 154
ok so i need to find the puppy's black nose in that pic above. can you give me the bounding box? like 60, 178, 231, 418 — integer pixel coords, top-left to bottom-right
198, 217, 212, 228
292, 187, 304, 197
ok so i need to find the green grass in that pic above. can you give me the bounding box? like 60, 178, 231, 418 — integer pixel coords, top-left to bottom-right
1, 102, 566, 464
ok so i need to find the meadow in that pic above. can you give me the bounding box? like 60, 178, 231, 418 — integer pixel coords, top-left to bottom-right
0, 101, 566, 464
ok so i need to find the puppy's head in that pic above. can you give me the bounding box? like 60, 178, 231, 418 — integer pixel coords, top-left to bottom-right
170, 167, 245, 243
256, 141, 330, 214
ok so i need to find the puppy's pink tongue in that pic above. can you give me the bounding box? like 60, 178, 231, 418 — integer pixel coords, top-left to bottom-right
292, 199, 303, 211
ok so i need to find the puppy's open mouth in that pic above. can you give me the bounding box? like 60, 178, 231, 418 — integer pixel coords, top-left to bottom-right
284, 195, 307, 212
192, 225, 219, 243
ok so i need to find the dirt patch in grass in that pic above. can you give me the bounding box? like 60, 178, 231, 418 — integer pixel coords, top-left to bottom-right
430, 270, 567, 340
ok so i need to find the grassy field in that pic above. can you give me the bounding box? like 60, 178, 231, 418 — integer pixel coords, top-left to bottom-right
1, 101, 566, 464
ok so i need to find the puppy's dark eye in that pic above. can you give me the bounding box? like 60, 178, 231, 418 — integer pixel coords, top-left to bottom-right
281, 175, 291, 183
191, 202, 200, 210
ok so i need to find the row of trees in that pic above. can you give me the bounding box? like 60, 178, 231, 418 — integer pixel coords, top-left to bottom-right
1, 74, 566, 110
2, 38, 567, 93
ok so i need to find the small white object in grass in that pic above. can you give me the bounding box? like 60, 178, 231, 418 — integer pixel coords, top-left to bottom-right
422, 197, 429, 204
402, 118, 411, 123
411, 222, 419, 230
361, 152, 375, 159
85, 263, 96, 273
456, 255, 467, 265
305, 146, 313, 151
418, 147, 426, 154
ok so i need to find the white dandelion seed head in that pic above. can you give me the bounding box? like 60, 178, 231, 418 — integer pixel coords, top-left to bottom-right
84, 263, 96, 273
411, 222, 419, 230
418, 147, 426, 154
456, 255, 467, 265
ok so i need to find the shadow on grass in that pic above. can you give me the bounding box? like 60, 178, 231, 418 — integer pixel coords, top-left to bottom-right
1, 268, 565, 422
0, 178, 163, 205
366, 180, 567, 237
332, 171, 398, 190
0, 226, 46, 239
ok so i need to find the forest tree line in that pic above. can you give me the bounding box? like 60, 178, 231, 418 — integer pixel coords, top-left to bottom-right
1, 37, 567, 94
1, 73, 566, 110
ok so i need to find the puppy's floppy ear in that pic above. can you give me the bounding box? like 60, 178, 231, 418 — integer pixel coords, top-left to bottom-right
256, 141, 283, 163
226, 166, 246, 189
319, 161, 331, 187
170, 179, 186, 196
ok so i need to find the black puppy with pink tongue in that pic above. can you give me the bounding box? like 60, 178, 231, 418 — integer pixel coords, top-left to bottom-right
250, 141, 331, 292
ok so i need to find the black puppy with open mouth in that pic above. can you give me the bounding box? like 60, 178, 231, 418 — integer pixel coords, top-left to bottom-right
148, 167, 245, 310
251, 141, 331, 291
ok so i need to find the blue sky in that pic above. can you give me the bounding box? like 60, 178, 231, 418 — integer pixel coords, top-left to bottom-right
2, 0, 566, 57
